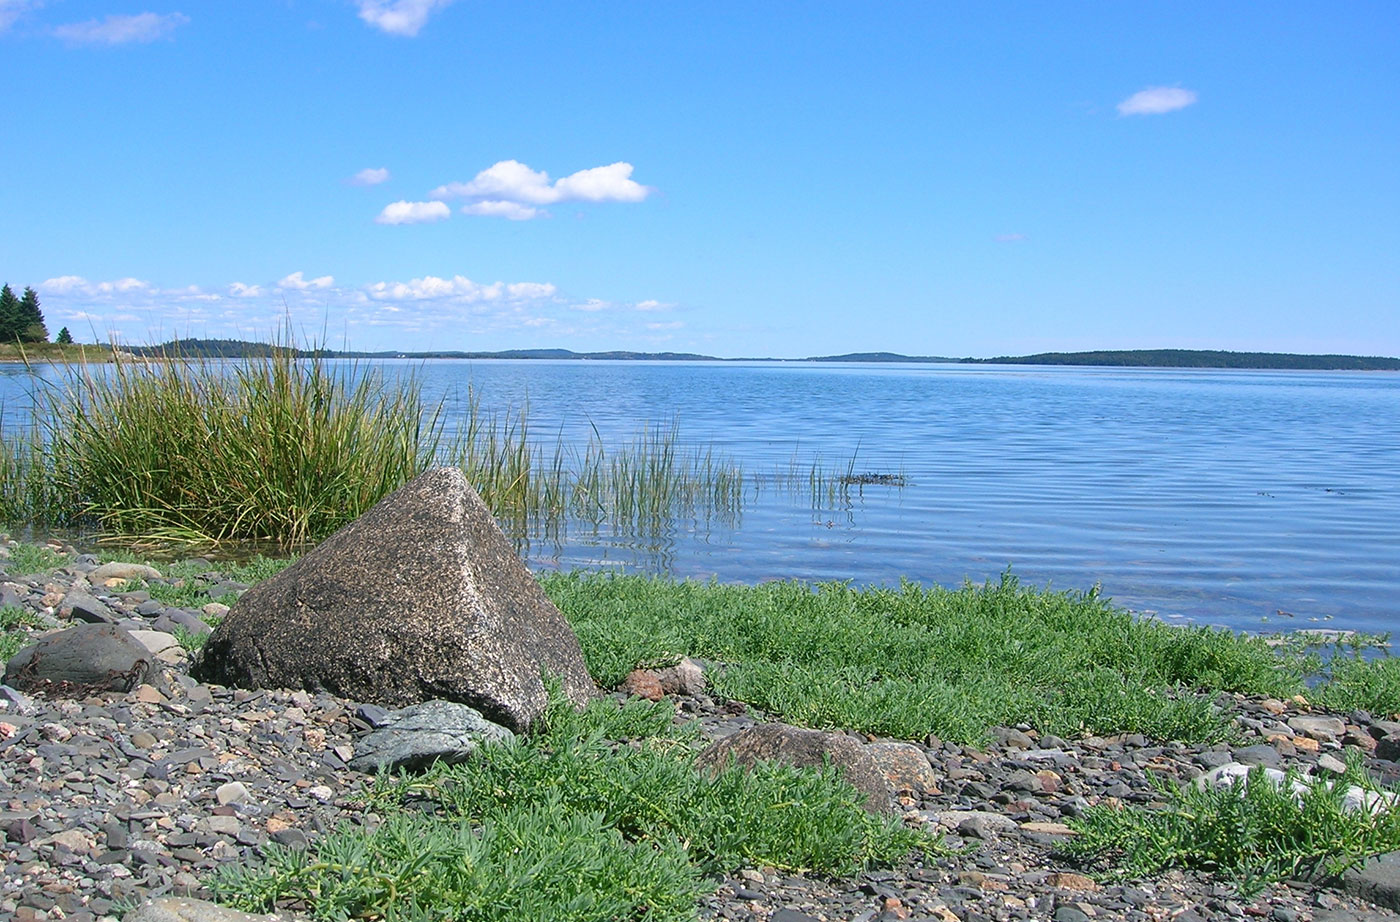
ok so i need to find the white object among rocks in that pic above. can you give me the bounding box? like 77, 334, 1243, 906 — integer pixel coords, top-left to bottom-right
1197, 761, 1400, 815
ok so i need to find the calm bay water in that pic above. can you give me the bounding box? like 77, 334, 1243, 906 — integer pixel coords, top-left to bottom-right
4, 360, 1397, 637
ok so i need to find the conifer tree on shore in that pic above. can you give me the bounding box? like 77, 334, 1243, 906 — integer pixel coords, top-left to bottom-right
56, 327, 74, 345
18, 287, 47, 343
0, 284, 51, 343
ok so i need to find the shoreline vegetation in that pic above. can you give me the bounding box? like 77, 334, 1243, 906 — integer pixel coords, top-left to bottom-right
0, 344, 894, 549
3, 346, 1400, 916
7, 338, 1394, 370
4, 540, 1400, 917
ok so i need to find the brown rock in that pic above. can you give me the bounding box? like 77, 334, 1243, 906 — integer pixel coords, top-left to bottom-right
196, 468, 596, 733
695, 722, 892, 813
1045, 871, 1099, 891
654, 657, 706, 696
866, 741, 941, 797
620, 669, 665, 701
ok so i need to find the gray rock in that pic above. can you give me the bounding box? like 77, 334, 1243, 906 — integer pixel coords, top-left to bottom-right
0, 683, 36, 715
123, 896, 307, 922
197, 468, 596, 732
153, 610, 212, 637
695, 722, 892, 812
1289, 714, 1347, 742
1233, 743, 1284, 768
3, 623, 152, 695
349, 699, 514, 773
1333, 851, 1400, 912
60, 589, 117, 624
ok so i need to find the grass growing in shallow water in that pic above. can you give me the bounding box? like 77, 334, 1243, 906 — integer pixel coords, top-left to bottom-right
209, 692, 934, 921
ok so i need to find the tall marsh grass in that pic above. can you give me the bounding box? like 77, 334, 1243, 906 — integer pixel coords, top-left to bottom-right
0, 346, 781, 547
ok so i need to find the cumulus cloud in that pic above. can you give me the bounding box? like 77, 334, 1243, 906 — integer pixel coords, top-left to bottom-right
364, 274, 557, 303
278, 271, 334, 290
634, 300, 673, 311
42, 275, 150, 294
1117, 86, 1198, 116
376, 200, 451, 225
350, 167, 390, 186
53, 12, 189, 45
356, 0, 453, 36
35, 271, 685, 350
461, 200, 542, 221
432, 160, 652, 219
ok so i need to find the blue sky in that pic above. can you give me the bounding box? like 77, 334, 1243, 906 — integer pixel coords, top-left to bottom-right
1, 1, 1396, 357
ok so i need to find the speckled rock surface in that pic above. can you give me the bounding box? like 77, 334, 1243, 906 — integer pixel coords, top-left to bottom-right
196, 468, 596, 732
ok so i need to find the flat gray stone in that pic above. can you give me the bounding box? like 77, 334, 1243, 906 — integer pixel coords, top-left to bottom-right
61, 589, 117, 624
3, 623, 153, 695
197, 468, 596, 732
1331, 851, 1400, 912
349, 699, 514, 773
1288, 714, 1347, 741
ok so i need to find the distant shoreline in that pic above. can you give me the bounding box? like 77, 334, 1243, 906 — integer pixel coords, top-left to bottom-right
5, 340, 1397, 371
111, 341, 1400, 371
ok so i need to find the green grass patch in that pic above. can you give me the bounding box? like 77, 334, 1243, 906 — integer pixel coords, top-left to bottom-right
544, 571, 1308, 745
1060, 755, 1400, 895
0, 603, 45, 663
3, 542, 70, 575
1310, 654, 1400, 719
209, 692, 933, 921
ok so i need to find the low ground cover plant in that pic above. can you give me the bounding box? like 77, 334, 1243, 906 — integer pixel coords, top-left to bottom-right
1060, 755, 1400, 895
546, 571, 1315, 744
209, 693, 934, 921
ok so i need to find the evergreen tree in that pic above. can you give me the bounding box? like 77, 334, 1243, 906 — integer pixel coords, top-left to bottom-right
0, 285, 19, 342
17, 287, 47, 343
56, 327, 74, 345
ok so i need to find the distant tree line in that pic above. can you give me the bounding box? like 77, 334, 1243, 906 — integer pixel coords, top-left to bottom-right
964, 349, 1400, 371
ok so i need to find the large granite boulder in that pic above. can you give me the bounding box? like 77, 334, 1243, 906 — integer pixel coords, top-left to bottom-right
196, 467, 596, 731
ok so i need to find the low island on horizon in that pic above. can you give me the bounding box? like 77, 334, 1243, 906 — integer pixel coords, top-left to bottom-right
103, 340, 1400, 371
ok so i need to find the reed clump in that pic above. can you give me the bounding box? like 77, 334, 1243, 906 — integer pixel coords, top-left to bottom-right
0, 346, 762, 547
26, 346, 444, 546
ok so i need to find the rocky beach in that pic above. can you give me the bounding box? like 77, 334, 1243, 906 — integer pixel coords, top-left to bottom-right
4, 536, 1400, 922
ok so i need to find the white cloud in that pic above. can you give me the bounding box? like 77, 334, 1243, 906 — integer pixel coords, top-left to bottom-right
1117, 86, 1198, 116
461, 200, 542, 221
364, 274, 557, 303
995, 233, 1027, 243
278, 271, 334, 290
41, 275, 151, 295
350, 167, 391, 186
0, 1, 42, 31
375, 200, 451, 225
432, 159, 653, 219
356, 0, 453, 36
53, 12, 189, 45
35, 272, 686, 350
635, 300, 672, 311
